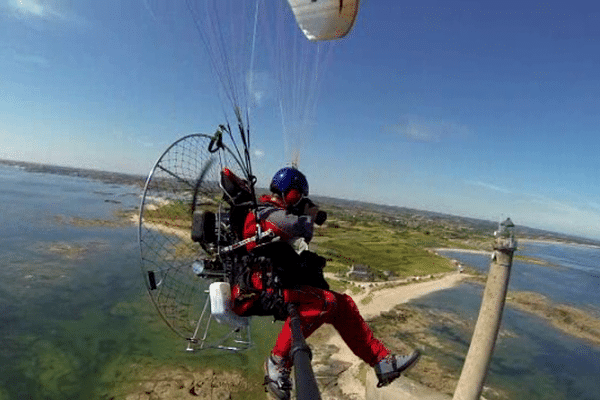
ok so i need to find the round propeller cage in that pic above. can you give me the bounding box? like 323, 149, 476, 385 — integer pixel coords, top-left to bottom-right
138, 133, 252, 352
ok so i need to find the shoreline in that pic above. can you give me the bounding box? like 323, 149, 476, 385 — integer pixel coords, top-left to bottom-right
354, 272, 469, 320
7, 164, 600, 399
518, 237, 600, 250
433, 248, 491, 255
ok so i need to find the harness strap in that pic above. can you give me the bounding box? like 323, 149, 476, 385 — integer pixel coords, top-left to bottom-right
219, 229, 274, 254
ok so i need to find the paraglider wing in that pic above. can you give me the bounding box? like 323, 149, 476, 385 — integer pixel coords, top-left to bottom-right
287, 0, 360, 41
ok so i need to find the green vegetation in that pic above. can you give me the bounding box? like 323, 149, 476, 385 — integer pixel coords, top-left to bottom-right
144, 200, 195, 231
315, 218, 456, 278
326, 279, 364, 295
322, 203, 493, 248
141, 199, 481, 281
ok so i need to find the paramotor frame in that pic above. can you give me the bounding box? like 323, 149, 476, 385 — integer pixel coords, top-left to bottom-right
138, 132, 253, 352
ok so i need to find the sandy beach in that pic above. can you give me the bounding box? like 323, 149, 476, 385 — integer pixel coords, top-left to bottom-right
433, 248, 492, 255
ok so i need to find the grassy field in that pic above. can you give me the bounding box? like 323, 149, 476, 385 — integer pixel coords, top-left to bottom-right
141, 199, 469, 280
313, 219, 456, 278
310, 201, 496, 279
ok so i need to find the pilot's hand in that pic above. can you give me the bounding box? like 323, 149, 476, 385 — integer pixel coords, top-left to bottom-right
304, 202, 320, 220
303, 199, 327, 225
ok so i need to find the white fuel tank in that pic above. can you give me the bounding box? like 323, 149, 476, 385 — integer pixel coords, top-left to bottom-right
209, 282, 249, 329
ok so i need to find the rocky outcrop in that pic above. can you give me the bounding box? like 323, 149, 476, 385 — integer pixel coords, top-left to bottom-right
122, 367, 247, 400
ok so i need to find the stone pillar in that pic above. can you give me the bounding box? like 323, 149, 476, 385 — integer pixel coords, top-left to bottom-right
452, 219, 517, 400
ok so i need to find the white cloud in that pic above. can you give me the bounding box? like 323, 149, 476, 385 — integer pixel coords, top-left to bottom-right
521, 192, 585, 215
588, 201, 600, 211
7, 0, 88, 28
246, 70, 275, 108
13, 53, 48, 66
530, 204, 600, 239
382, 115, 471, 143
499, 190, 600, 239
13, 0, 43, 15
253, 149, 265, 159
465, 180, 512, 194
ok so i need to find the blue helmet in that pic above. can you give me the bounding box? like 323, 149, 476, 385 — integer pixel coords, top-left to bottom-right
270, 167, 309, 205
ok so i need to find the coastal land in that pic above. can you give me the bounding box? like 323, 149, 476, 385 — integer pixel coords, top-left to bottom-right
128, 196, 600, 399
0, 158, 147, 187
6, 160, 600, 399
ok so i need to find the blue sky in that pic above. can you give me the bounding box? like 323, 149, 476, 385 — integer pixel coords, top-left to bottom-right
1, 0, 600, 240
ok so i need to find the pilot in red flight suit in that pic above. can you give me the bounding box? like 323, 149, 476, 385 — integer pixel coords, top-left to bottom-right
233, 167, 420, 400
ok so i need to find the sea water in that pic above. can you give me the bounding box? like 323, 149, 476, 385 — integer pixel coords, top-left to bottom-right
421, 244, 600, 399
0, 165, 146, 399
438, 243, 600, 314
0, 165, 278, 399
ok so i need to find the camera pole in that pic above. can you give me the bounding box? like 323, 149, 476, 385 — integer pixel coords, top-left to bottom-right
287, 303, 321, 400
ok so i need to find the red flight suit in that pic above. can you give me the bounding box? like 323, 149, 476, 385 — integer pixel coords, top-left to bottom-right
238, 195, 390, 367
